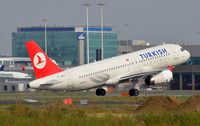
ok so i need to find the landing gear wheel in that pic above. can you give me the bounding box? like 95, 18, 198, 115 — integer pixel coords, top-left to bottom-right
133, 89, 139, 96
129, 89, 134, 96
129, 88, 139, 96
96, 88, 106, 96
96, 88, 101, 96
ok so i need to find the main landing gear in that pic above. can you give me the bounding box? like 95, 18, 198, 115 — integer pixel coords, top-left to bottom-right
129, 88, 139, 96
96, 88, 106, 96
128, 78, 143, 96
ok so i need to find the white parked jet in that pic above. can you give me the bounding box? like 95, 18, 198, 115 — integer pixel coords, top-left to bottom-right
26, 40, 190, 96
0, 65, 31, 79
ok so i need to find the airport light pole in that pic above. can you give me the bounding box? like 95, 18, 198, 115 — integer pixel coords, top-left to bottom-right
117, 30, 121, 48
97, 1, 105, 60
83, 1, 90, 64
125, 24, 129, 53
42, 19, 48, 55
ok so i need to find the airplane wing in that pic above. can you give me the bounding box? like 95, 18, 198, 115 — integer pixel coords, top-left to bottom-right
119, 69, 165, 82
105, 67, 168, 85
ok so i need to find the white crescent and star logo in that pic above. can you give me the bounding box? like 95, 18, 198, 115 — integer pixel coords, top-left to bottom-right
33, 52, 46, 69
78, 33, 85, 40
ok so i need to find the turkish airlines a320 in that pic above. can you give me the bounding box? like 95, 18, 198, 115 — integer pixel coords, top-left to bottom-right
26, 40, 190, 96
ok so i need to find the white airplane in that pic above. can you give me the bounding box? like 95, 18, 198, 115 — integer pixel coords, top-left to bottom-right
0, 65, 32, 79
26, 40, 190, 96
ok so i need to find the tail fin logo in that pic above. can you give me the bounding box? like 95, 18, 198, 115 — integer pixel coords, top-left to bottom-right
33, 52, 46, 69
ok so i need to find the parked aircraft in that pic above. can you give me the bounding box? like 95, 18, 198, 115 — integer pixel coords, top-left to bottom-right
0, 65, 31, 79
26, 40, 190, 96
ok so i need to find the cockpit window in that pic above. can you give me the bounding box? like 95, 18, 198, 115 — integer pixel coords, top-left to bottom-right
180, 48, 184, 52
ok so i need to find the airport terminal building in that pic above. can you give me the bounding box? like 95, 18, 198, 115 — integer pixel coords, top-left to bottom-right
118, 41, 200, 90
12, 26, 118, 67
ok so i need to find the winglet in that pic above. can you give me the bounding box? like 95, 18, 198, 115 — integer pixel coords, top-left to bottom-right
25, 40, 64, 78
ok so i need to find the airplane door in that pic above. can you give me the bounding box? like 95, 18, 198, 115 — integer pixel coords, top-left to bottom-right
66, 73, 75, 90
126, 59, 131, 72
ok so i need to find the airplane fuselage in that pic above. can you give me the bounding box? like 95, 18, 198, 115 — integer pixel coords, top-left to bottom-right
29, 44, 190, 91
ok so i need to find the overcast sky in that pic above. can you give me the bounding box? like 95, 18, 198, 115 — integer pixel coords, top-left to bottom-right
1, 0, 200, 54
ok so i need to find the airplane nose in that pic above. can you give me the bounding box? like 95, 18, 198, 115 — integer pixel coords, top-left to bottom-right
186, 50, 190, 59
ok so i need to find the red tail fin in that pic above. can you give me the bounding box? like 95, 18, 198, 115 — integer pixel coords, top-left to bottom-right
25, 40, 63, 78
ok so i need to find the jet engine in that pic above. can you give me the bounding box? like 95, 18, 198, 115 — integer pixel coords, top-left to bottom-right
145, 70, 173, 85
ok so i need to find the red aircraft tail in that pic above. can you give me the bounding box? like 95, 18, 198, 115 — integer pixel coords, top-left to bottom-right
25, 40, 63, 79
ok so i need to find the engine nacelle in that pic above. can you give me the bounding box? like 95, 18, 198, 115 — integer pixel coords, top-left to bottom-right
145, 70, 173, 85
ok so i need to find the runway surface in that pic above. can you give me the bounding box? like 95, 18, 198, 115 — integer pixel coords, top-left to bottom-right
0, 90, 198, 106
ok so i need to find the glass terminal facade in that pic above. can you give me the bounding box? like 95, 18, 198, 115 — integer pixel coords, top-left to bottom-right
85, 32, 117, 63
170, 57, 200, 90
12, 26, 118, 66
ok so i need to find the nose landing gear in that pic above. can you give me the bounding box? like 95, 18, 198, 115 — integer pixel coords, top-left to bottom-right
128, 78, 144, 96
